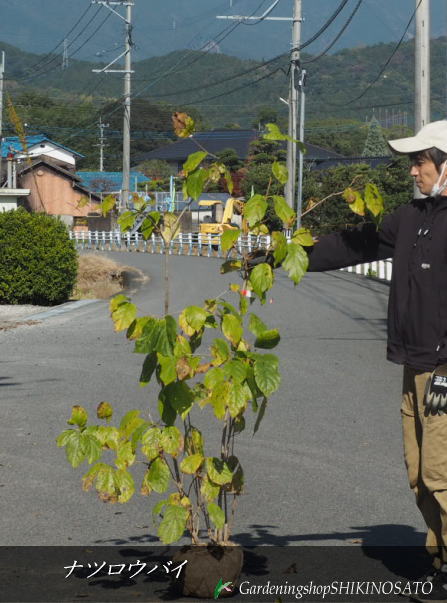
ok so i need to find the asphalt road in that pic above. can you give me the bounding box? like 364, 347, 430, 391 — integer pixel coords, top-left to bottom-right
0, 252, 425, 547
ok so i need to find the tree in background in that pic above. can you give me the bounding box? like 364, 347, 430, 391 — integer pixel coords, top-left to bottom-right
135, 159, 172, 179
362, 116, 391, 157
302, 156, 412, 235
251, 106, 279, 130
215, 148, 243, 171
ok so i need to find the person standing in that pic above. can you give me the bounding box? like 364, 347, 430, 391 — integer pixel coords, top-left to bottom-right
305, 121, 447, 602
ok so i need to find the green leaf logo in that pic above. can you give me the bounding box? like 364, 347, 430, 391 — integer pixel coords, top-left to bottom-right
214, 577, 233, 599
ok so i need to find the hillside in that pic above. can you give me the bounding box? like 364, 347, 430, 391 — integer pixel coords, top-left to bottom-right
3, 36, 447, 129
1, 0, 445, 61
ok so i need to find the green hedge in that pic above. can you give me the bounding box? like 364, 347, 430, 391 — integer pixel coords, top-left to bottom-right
0, 209, 78, 305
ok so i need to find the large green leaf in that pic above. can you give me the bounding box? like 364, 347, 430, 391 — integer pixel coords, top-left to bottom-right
243, 194, 267, 227
115, 441, 136, 470
162, 381, 194, 417
206, 457, 233, 485
211, 339, 230, 366
158, 354, 178, 386
343, 187, 365, 216
185, 427, 204, 456
208, 381, 231, 419
186, 168, 208, 201
141, 427, 161, 460
255, 329, 280, 349
204, 367, 225, 389
56, 429, 77, 448
201, 475, 220, 502
180, 453, 204, 474
65, 431, 85, 468
272, 162, 288, 185
254, 354, 281, 396
93, 464, 117, 500
228, 382, 251, 418
140, 212, 161, 240
111, 300, 137, 332
263, 123, 305, 150
272, 195, 295, 226
67, 405, 88, 428
222, 314, 243, 347
182, 306, 209, 332
282, 242, 308, 285
271, 231, 288, 265
160, 426, 183, 456
223, 359, 248, 383
292, 227, 314, 247
139, 352, 157, 386
134, 316, 176, 356
161, 212, 180, 242
117, 211, 136, 232
221, 228, 241, 252
249, 263, 274, 300
207, 503, 225, 530
101, 195, 116, 216
364, 182, 384, 217
115, 468, 135, 503
158, 504, 188, 544
119, 410, 145, 438
248, 313, 267, 338
147, 457, 171, 493
183, 150, 207, 173
97, 401, 113, 422
82, 433, 103, 464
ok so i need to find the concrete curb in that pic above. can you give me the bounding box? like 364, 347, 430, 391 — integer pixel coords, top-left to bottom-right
25, 299, 102, 321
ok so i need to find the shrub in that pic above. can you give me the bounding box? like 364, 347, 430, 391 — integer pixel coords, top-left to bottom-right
0, 209, 77, 305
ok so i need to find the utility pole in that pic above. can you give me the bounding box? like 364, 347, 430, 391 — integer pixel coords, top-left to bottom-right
92, 0, 134, 210
285, 0, 302, 210
62, 39, 69, 70
414, 0, 430, 198
0, 51, 4, 186
415, 0, 430, 131
97, 117, 109, 171
296, 68, 306, 227
217, 0, 301, 209
0, 51, 4, 141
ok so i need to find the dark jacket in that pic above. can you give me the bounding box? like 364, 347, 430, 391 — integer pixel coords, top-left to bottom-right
307, 196, 447, 371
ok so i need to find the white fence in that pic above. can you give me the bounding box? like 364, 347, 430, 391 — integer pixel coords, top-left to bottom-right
69, 231, 393, 283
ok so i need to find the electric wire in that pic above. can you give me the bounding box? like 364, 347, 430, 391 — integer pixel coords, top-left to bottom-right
330, 0, 422, 106
292, 0, 350, 52
11, 5, 105, 82
303, 0, 363, 64
23, 3, 93, 72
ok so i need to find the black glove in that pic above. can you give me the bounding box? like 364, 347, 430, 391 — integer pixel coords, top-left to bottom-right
245, 250, 275, 270
424, 364, 447, 414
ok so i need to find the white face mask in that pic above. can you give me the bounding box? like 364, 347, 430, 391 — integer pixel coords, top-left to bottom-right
431, 160, 447, 196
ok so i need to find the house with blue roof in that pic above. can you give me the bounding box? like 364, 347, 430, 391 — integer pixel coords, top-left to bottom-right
76, 171, 149, 193
1, 135, 83, 170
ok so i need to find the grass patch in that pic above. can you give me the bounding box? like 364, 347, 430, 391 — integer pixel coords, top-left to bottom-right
72, 254, 136, 300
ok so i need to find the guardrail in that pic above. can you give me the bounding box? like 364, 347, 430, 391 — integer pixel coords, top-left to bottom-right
70, 230, 270, 258
69, 231, 393, 283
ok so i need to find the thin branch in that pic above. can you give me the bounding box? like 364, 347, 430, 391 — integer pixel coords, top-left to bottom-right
301, 175, 363, 217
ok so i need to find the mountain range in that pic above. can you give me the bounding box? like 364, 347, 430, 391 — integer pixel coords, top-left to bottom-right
1, 0, 446, 61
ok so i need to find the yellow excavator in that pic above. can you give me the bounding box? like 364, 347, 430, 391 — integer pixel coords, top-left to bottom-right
198, 197, 247, 245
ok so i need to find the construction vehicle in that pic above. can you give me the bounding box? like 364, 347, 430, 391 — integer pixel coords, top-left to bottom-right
197, 197, 247, 245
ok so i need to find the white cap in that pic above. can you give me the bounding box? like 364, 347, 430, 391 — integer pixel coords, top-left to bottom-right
388, 120, 447, 154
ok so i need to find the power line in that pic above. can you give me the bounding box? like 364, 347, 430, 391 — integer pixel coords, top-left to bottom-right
23, 4, 93, 73
331, 0, 422, 106
292, 0, 350, 52
303, 1, 363, 64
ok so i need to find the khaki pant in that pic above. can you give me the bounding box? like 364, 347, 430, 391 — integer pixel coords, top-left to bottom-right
402, 366, 447, 565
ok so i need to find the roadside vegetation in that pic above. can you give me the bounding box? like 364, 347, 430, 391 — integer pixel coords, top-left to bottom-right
72, 254, 139, 300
